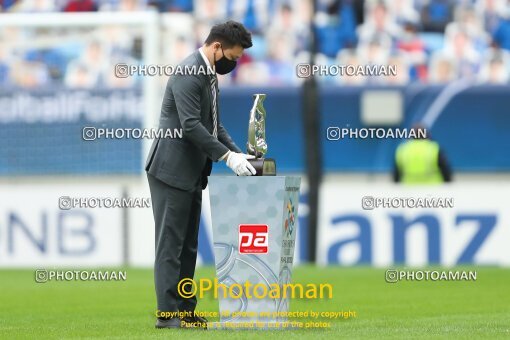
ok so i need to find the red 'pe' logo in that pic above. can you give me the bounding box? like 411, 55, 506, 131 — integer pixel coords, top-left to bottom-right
239, 224, 268, 254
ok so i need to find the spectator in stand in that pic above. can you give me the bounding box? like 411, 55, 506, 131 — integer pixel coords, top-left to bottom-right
65, 40, 107, 87
265, 31, 295, 85
476, 0, 507, 34
493, 12, 510, 50
162, 34, 194, 67
236, 61, 270, 85
420, 0, 454, 33
11, 60, 50, 87
148, 0, 192, 12
235, 32, 269, 85
0, 0, 19, 11
428, 54, 457, 83
63, 0, 97, 11
65, 62, 97, 88
385, 52, 410, 84
453, 5, 489, 52
357, 34, 391, 65
315, 0, 357, 58
351, 0, 365, 26
98, 0, 146, 11
193, 0, 226, 24
9, 0, 57, 12
2, 0, 510, 87
118, 0, 145, 10
478, 48, 510, 84
357, 35, 392, 84
387, 0, 419, 25
358, 1, 401, 44
336, 49, 366, 85
294, 0, 313, 26
0, 43, 11, 85
441, 24, 481, 77
267, 3, 309, 57
396, 21, 427, 81
226, 0, 275, 34
24, 48, 66, 83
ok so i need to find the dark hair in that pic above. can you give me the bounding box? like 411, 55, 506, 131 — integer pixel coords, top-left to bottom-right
204, 21, 252, 49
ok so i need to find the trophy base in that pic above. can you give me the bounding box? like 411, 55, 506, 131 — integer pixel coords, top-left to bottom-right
248, 158, 276, 176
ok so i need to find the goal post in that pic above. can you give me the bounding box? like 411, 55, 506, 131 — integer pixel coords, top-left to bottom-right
0, 11, 161, 175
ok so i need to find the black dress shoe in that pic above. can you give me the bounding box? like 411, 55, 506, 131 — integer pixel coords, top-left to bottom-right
155, 317, 181, 329
180, 314, 208, 329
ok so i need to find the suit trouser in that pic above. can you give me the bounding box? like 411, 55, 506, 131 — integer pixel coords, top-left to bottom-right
147, 173, 202, 313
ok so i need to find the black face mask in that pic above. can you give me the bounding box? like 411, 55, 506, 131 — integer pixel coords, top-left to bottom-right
214, 46, 237, 75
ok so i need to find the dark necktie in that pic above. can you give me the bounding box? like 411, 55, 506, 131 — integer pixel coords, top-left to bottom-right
210, 75, 218, 138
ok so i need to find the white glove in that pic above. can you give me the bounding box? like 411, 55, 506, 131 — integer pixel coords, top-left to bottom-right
226, 152, 257, 176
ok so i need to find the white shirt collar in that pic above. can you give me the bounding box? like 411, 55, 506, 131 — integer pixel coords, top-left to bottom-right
198, 47, 212, 69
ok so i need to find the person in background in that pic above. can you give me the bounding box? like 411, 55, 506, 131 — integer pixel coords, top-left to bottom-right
64, 40, 106, 87
477, 48, 510, 84
476, 0, 507, 34
493, 11, 510, 50
148, 0, 193, 12
98, 0, 145, 11
226, 0, 274, 34
0, 43, 11, 85
0, 0, 19, 10
63, 0, 97, 11
387, 0, 419, 25
420, 0, 454, 33
358, 1, 401, 44
64, 62, 97, 88
427, 54, 457, 83
8, 0, 56, 12
385, 53, 410, 84
396, 21, 427, 81
440, 25, 481, 78
394, 124, 452, 184
336, 48, 366, 85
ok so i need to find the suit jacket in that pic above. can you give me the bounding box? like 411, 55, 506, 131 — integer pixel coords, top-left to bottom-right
145, 50, 242, 191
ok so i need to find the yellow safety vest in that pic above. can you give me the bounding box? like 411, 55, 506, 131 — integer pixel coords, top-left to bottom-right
396, 139, 444, 184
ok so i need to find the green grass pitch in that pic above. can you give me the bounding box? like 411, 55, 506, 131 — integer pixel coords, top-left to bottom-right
0, 266, 509, 339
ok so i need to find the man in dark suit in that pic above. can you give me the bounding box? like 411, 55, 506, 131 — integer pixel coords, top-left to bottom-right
145, 21, 256, 329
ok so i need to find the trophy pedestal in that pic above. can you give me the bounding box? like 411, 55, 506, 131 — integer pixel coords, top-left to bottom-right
248, 158, 276, 176
208, 176, 301, 328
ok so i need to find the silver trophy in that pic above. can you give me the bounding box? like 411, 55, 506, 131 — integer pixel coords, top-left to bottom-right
247, 94, 276, 176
